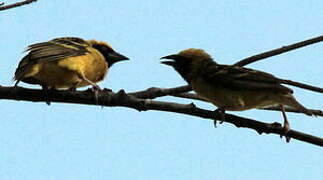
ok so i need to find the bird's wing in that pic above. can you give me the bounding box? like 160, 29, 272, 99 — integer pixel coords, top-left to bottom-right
203, 65, 293, 93
14, 37, 91, 81
25, 37, 90, 62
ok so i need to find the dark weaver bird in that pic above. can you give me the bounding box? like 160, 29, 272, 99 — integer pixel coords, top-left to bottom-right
14, 37, 129, 104
161, 48, 315, 140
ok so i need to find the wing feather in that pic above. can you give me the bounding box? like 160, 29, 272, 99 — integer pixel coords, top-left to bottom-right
203, 65, 293, 93
25, 37, 89, 62
14, 37, 90, 80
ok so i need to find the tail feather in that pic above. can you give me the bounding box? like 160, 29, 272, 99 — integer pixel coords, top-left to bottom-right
282, 95, 315, 116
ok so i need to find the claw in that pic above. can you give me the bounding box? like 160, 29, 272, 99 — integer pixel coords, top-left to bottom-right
41, 85, 51, 106
213, 108, 225, 128
91, 85, 102, 105
216, 108, 226, 124
213, 119, 217, 128
280, 105, 291, 143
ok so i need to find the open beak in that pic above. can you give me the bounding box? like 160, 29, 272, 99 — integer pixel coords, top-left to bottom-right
108, 51, 129, 61
160, 54, 178, 66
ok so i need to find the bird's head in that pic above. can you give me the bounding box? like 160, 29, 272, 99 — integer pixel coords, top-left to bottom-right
161, 48, 214, 82
89, 40, 129, 67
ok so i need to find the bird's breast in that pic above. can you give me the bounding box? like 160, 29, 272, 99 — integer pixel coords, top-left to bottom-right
82, 54, 108, 83
25, 51, 108, 89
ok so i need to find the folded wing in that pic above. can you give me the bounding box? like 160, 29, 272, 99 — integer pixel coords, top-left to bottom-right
203, 65, 293, 94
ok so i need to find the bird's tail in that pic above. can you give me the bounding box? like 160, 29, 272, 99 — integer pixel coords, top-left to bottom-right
282, 94, 315, 116
13, 55, 33, 84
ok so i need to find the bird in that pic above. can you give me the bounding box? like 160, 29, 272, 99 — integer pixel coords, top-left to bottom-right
14, 37, 129, 104
161, 48, 315, 140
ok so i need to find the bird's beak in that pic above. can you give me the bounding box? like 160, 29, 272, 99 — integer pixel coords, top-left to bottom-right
160, 54, 177, 66
108, 51, 129, 61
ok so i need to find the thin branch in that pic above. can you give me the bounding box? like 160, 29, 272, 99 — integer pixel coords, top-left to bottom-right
0, 0, 37, 11
234, 35, 323, 67
280, 79, 323, 93
129, 85, 192, 99
259, 106, 323, 115
0, 86, 322, 146
171, 92, 203, 101
172, 92, 323, 116
130, 85, 323, 116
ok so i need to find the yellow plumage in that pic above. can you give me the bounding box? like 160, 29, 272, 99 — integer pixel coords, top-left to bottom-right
14, 37, 128, 90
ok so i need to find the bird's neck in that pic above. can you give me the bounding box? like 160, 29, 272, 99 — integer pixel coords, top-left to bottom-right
180, 59, 217, 83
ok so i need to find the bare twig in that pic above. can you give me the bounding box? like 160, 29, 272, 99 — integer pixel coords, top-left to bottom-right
171, 92, 203, 101
171, 92, 323, 115
129, 85, 192, 99
259, 106, 323, 115
280, 79, 323, 93
0, 0, 37, 11
173, 93, 323, 116
130, 85, 323, 116
0, 86, 322, 146
234, 35, 323, 67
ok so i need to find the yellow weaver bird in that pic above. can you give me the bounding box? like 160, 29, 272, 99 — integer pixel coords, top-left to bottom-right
14, 37, 129, 103
161, 48, 315, 138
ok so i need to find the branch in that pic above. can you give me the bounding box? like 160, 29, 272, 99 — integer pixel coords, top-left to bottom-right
234, 35, 323, 66
129, 85, 192, 99
280, 79, 323, 93
130, 85, 323, 116
0, 86, 322, 146
173, 93, 323, 116
0, 0, 37, 11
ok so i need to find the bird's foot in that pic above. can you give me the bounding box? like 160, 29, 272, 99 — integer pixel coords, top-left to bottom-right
280, 122, 291, 143
91, 85, 102, 105
214, 108, 225, 127
41, 85, 52, 106
279, 105, 291, 143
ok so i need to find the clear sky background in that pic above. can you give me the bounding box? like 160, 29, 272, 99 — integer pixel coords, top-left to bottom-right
0, 0, 322, 179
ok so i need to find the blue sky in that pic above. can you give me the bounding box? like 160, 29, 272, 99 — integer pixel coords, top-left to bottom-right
1, 0, 322, 179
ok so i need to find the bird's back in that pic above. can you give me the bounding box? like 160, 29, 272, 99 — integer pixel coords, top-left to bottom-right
14, 37, 107, 89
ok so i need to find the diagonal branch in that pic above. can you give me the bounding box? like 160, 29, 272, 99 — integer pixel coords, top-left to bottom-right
0, 0, 37, 11
0, 86, 322, 147
129, 85, 192, 99
130, 85, 323, 116
279, 79, 323, 93
172, 92, 323, 116
234, 35, 323, 67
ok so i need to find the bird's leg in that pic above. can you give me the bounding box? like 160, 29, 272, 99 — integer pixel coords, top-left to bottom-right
280, 105, 291, 143
14, 80, 20, 87
214, 108, 225, 127
80, 76, 101, 90
41, 85, 51, 106
213, 105, 247, 127
78, 75, 102, 104
91, 85, 101, 105
13, 81, 20, 102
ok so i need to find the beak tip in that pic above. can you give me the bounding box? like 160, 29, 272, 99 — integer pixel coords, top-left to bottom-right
160, 54, 176, 60
160, 61, 175, 66
110, 51, 129, 61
